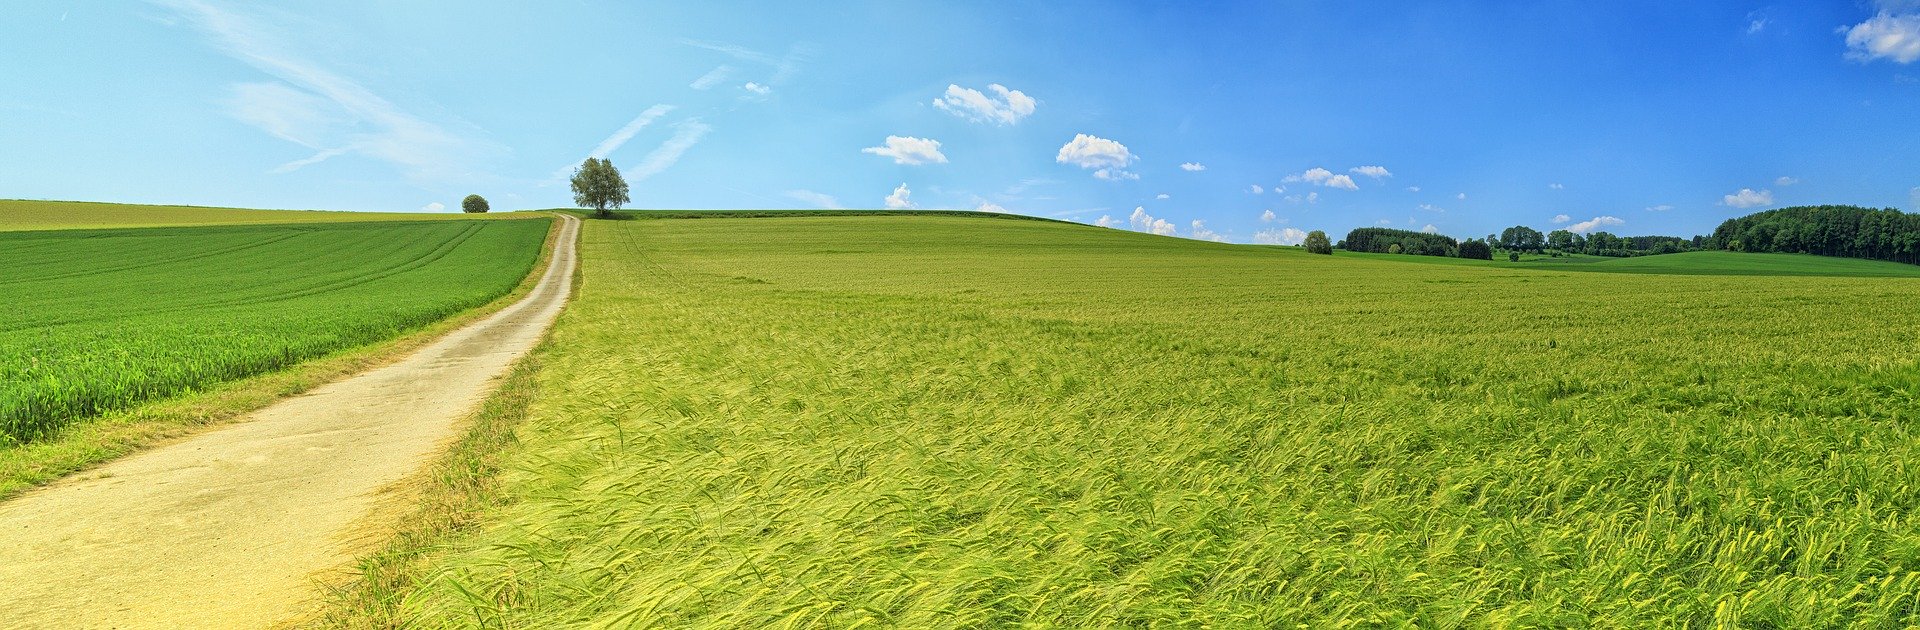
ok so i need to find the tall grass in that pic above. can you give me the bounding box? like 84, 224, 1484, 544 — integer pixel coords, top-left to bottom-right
0, 219, 549, 444
363, 215, 1920, 626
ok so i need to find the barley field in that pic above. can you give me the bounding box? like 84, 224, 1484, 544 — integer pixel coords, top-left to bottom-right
370, 214, 1920, 627
0, 219, 549, 443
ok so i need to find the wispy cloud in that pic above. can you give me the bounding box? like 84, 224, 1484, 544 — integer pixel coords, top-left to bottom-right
690, 65, 734, 90
156, 0, 499, 182
1179, 162, 1206, 172
590, 105, 673, 159
546, 104, 675, 182
629, 119, 711, 181
785, 189, 842, 209
681, 38, 812, 83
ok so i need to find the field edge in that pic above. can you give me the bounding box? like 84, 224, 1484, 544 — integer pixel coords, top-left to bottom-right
0, 214, 565, 501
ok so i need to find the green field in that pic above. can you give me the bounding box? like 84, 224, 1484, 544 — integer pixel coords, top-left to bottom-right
367, 215, 1920, 626
0, 199, 527, 231
1339, 249, 1920, 277
0, 219, 549, 444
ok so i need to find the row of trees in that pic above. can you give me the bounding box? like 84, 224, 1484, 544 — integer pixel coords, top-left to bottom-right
1488, 225, 1694, 257
1339, 228, 1459, 257
1708, 205, 1920, 264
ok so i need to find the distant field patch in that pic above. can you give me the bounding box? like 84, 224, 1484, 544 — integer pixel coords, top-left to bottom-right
0, 199, 532, 232
0, 219, 549, 443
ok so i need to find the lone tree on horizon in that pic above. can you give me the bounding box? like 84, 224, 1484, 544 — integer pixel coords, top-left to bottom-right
1304, 230, 1333, 255
461, 194, 489, 213
571, 157, 630, 218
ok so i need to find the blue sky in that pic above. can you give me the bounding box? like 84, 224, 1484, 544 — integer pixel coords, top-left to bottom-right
3, 1, 1918, 244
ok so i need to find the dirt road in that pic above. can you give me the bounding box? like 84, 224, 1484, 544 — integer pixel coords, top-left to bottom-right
0, 213, 579, 628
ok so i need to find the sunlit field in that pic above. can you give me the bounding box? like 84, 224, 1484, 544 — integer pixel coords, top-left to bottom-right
0, 218, 549, 443
371, 213, 1920, 627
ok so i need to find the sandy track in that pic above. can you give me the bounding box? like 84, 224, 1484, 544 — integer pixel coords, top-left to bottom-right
0, 213, 579, 629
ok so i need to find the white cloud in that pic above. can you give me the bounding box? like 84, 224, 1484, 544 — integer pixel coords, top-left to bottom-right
884, 182, 914, 209
1376, 219, 1394, 226
1190, 220, 1227, 242
1551, 214, 1571, 223
1155, 193, 1170, 200
1749, 18, 1769, 35
689, 65, 734, 90
1723, 188, 1774, 208
1420, 204, 1447, 213
933, 83, 1036, 125
742, 82, 771, 95
1058, 134, 1136, 180
1845, 11, 1920, 64
1407, 186, 1422, 192
1775, 176, 1800, 186
421, 201, 445, 213
785, 189, 842, 209
629, 120, 711, 181
1456, 192, 1467, 200
1254, 227, 1309, 245
1567, 215, 1625, 234
1285, 167, 1360, 190
162, 0, 501, 182
1128, 206, 1177, 235
1350, 165, 1392, 179
1421, 224, 1440, 234
1058, 134, 1134, 168
1260, 209, 1277, 222
1180, 162, 1206, 172
1645, 204, 1674, 212
1249, 184, 1264, 194
1096, 214, 1119, 228
975, 201, 1009, 213
862, 135, 948, 165
1549, 183, 1565, 190
1308, 192, 1319, 204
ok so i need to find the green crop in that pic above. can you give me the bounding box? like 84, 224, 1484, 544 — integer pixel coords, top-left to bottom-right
0, 219, 549, 444
0, 199, 529, 232
374, 214, 1920, 627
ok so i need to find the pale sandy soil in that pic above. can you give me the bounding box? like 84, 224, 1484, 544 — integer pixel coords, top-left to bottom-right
0, 213, 579, 629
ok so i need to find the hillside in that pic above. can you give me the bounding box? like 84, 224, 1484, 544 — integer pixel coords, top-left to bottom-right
347, 214, 1920, 627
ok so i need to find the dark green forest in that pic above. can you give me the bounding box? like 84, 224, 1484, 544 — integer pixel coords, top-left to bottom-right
1340, 228, 1458, 256
1708, 205, 1920, 265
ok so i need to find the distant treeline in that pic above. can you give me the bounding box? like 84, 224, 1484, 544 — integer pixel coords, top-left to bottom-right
1551, 231, 1696, 258
1708, 205, 1920, 265
1340, 228, 1458, 256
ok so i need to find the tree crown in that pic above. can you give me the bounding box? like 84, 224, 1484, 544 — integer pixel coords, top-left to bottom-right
571, 158, 631, 217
